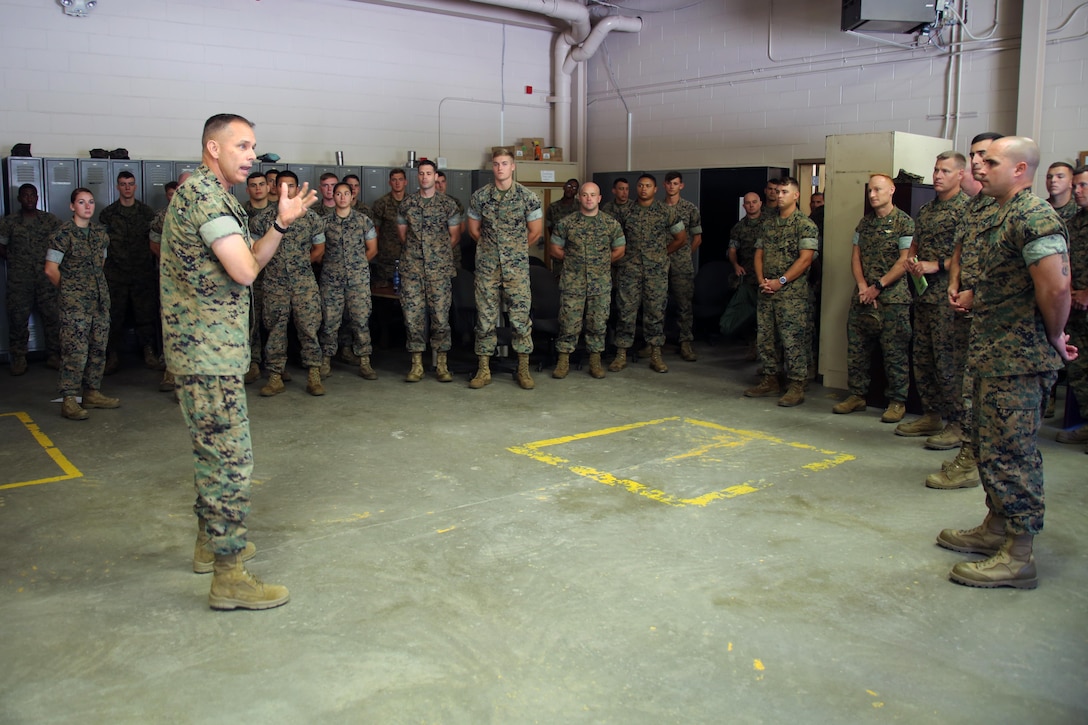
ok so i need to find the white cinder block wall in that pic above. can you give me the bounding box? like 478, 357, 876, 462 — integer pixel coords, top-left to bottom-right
0, 0, 554, 170
1, 0, 1084, 175
585, 0, 1087, 177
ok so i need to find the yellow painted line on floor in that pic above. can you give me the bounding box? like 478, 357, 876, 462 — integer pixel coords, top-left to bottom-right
508, 416, 854, 508
0, 412, 83, 490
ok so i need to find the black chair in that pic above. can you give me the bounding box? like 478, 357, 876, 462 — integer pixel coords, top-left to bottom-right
529, 265, 562, 371
691, 259, 735, 340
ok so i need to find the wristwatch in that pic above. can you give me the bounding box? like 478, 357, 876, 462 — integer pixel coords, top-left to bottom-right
778, 275, 788, 286
873, 279, 885, 291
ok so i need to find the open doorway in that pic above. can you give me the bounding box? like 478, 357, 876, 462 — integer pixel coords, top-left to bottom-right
796, 159, 825, 216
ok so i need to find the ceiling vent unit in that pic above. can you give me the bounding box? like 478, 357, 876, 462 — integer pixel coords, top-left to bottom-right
841, 0, 935, 34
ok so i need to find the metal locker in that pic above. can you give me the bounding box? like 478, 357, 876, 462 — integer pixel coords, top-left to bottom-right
44, 158, 78, 221
4, 157, 44, 214
361, 167, 385, 206
285, 164, 315, 193
78, 159, 112, 220
142, 161, 175, 211
442, 169, 472, 210
174, 161, 199, 180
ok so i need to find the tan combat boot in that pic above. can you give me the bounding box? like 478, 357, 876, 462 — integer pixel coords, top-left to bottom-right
744, 375, 780, 398
143, 345, 162, 370
359, 355, 378, 380
469, 355, 491, 389
193, 520, 256, 574
82, 389, 120, 408
61, 396, 88, 421
1056, 424, 1088, 444
936, 511, 1005, 554
950, 533, 1037, 589
319, 356, 332, 378
104, 351, 120, 375
925, 445, 980, 489
306, 366, 325, 395
552, 352, 570, 379
881, 401, 906, 423
649, 346, 668, 373
679, 341, 697, 361
516, 353, 535, 390
260, 373, 285, 397
337, 346, 360, 364
925, 421, 963, 450
208, 552, 289, 610
832, 394, 867, 414
895, 412, 943, 437
609, 348, 628, 372
405, 352, 424, 382
637, 344, 652, 358
159, 370, 175, 392
435, 352, 452, 383
588, 353, 606, 379
777, 381, 805, 407
11, 355, 27, 376
244, 361, 261, 384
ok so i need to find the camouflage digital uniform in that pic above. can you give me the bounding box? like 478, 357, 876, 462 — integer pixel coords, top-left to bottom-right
728, 215, 762, 288
546, 198, 578, 234
246, 206, 276, 366
968, 189, 1067, 535
551, 211, 625, 354
755, 209, 819, 383
665, 197, 703, 343
845, 208, 914, 400
611, 200, 685, 349
1053, 198, 1078, 223
371, 192, 406, 285
261, 209, 325, 374
398, 192, 461, 353
599, 200, 630, 221
160, 163, 256, 556
467, 182, 542, 355
1064, 207, 1088, 415
319, 209, 377, 358
442, 193, 465, 270
46, 221, 110, 397
952, 194, 999, 451
99, 199, 158, 353
912, 191, 968, 418
0, 208, 62, 359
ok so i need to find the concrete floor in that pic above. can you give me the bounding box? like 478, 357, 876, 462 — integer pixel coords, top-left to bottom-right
1, 341, 1086, 724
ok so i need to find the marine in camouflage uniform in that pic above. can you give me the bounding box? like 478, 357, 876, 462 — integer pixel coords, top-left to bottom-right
728, 212, 762, 288
0, 185, 62, 370
46, 218, 111, 398
551, 206, 626, 354
99, 190, 158, 361
444, 193, 466, 270
664, 193, 703, 347
909, 188, 969, 430
319, 207, 377, 360
371, 176, 408, 285
1060, 198, 1088, 443
397, 189, 461, 354
467, 180, 543, 356
752, 207, 819, 386
845, 205, 914, 406
611, 197, 685, 351
1052, 198, 1077, 223
261, 208, 325, 375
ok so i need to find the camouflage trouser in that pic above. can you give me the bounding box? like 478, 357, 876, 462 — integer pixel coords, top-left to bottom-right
106, 272, 159, 353
614, 261, 668, 349
320, 280, 374, 357
58, 292, 109, 397
1066, 313, 1088, 411
176, 374, 252, 556
913, 302, 958, 418
667, 249, 694, 342
399, 269, 452, 353
371, 238, 403, 286
558, 292, 609, 354
249, 278, 263, 365
846, 302, 911, 401
262, 280, 323, 372
952, 312, 974, 451
973, 371, 1057, 535
756, 292, 810, 383
474, 265, 532, 355
6, 273, 60, 357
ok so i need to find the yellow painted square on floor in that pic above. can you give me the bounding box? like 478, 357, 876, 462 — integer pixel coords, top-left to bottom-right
0, 412, 83, 490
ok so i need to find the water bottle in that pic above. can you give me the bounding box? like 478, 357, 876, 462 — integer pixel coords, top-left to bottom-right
393, 259, 400, 293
